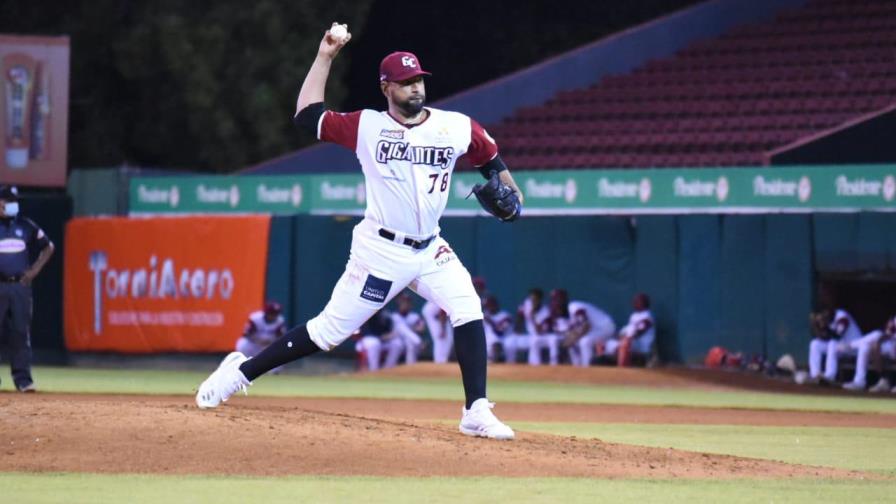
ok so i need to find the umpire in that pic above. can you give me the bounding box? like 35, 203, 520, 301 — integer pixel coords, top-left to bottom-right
0, 185, 54, 392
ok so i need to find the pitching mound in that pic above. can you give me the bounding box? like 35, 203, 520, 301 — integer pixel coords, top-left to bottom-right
0, 394, 871, 479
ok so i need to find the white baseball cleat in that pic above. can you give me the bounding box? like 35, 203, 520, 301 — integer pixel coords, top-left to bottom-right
869, 378, 891, 393
842, 381, 866, 391
196, 352, 251, 409
459, 398, 515, 440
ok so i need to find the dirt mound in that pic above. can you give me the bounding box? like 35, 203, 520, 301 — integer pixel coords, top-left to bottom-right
0, 394, 872, 479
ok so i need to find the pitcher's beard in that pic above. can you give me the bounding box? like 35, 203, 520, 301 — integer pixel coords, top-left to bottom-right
397, 96, 425, 117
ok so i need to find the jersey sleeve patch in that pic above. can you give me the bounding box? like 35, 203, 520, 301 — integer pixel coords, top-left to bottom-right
320, 110, 363, 150
466, 118, 498, 167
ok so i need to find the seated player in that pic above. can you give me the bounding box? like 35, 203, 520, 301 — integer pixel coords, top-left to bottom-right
390, 292, 426, 365
422, 300, 453, 363
501, 288, 544, 364
808, 308, 862, 384
482, 295, 513, 362
518, 288, 558, 366
601, 293, 655, 367
552, 289, 616, 367
848, 315, 896, 392
235, 301, 286, 374
354, 309, 398, 372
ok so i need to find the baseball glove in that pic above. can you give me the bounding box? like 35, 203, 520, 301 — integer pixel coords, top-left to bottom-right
468, 171, 522, 222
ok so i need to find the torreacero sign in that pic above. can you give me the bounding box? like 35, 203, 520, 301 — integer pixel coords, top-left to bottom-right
129, 165, 896, 215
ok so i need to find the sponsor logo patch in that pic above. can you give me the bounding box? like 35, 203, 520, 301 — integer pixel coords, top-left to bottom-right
360, 274, 392, 303
380, 129, 405, 139
434, 245, 455, 267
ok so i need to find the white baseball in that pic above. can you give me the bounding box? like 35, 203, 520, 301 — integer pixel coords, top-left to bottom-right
330, 24, 348, 42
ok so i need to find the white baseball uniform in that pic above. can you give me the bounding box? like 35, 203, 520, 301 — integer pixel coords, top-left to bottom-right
236, 310, 285, 353
527, 304, 559, 366
808, 308, 862, 381
566, 300, 616, 367
604, 309, 655, 356
502, 296, 548, 364
391, 309, 425, 364
422, 300, 454, 363
305, 106, 498, 353
236, 310, 287, 374
354, 311, 401, 371
845, 315, 896, 387
483, 308, 512, 361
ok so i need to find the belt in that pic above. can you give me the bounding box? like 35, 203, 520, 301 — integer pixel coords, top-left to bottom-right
378, 228, 435, 250
0, 274, 21, 283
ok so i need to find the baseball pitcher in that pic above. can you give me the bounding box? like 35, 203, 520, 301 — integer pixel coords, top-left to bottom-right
197, 23, 522, 440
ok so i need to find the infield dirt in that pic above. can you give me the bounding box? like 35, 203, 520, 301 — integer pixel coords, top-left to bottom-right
0, 364, 890, 480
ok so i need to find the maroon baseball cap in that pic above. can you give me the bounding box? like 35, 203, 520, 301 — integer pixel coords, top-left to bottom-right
379, 51, 431, 82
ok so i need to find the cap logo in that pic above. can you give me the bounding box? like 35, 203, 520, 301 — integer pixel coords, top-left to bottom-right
401, 56, 417, 68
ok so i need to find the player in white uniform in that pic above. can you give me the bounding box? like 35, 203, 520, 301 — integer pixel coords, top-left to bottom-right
503, 288, 547, 364
422, 300, 453, 363
843, 315, 896, 391
867, 316, 896, 393
355, 309, 397, 371
197, 25, 522, 440
390, 292, 426, 365
602, 293, 655, 366
551, 289, 616, 367
523, 289, 560, 366
482, 296, 513, 362
235, 302, 286, 374
808, 308, 862, 383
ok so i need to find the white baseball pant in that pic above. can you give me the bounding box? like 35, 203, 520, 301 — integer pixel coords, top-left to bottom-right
568, 323, 616, 367
604, 335, 653, 356
423, 301, 454, 364
307, 219, 481, 355
809, 338, 857, 381
528, 334, 560, 366
392, 319, 423, 365
846, 330, 883, 386
502, 334, 528, 363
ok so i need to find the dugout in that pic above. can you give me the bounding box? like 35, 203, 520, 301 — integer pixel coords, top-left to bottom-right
263, 211, 896, 365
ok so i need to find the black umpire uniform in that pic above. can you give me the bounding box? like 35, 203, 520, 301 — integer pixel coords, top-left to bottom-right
0, 185, 54, 392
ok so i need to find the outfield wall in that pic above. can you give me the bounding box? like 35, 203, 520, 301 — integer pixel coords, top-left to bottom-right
263, 212, 894, 364
56, 210, 896, 363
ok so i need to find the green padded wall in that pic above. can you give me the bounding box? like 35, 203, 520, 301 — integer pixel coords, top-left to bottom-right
719, 215, 766, 357
265, 212, 891, 364
764, 215, 813, 360
264, 216, 295, 325
677, 215, 722, 362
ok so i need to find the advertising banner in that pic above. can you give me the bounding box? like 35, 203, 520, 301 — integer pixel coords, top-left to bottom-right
130, 175, 309, 214
0, 35, 69, 187
64, 215, 270, 353
129, 165, 896, 216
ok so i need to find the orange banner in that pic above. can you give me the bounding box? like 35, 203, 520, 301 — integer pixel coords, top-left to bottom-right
64, 215, 271, 353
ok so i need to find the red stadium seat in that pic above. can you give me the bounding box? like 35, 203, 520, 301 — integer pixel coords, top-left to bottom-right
491, 0, 896, 169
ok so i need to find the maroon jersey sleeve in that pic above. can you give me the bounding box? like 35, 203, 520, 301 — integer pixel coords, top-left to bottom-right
467, 119, 498, 167
319, 110, 362, 150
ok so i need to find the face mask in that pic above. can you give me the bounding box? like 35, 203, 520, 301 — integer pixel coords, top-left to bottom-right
3, 202, 19, 217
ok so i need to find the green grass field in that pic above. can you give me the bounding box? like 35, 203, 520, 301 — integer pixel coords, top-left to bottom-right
2, 473, 893, 504
8, 366, 896, 414
3, 366, 894, 503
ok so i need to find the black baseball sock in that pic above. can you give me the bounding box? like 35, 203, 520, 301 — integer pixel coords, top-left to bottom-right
453, 319, 488, 409
238, 324, 322, 381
